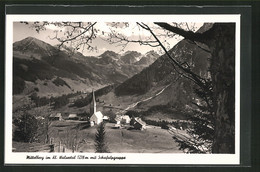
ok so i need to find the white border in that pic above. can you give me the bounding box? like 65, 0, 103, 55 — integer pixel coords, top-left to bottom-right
5, 14, 240, 165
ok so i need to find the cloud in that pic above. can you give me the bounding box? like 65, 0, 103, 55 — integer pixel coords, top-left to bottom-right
95, 22, 111, 33
45, 24, 65, 31
95, 22, 153, 38
100, 47, 107, 51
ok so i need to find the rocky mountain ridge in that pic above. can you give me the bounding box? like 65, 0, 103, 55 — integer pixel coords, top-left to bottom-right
13, 37, 159, 96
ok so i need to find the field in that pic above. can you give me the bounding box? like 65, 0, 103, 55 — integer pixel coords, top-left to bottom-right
78, 123, 183, 153
13, 121, 184, 153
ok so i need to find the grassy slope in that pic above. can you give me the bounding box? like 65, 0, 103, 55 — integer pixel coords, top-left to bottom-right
13, 121, 183, 153
43, 122, 183, 153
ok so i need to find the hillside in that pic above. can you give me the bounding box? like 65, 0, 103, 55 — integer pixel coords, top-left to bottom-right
119, 51, 142, 64
134, 50, 160, 66
107, 24, 212, 118
114, 39, 210, 97
13, 37, 58, 60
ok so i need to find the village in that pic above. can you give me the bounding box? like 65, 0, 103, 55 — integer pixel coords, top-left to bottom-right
22, 90, 187, 153
49, 90, 147, 130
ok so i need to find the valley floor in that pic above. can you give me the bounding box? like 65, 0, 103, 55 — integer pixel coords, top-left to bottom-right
13, 121, 184, 153
78, 123, 183, 153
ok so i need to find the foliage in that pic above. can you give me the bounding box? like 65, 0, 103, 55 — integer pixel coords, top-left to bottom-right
13, 58, 55, 83
95, 122, 110, 153
13, 113, 39, 142
114, 59, 172, 96
70, 96, 88, 108
172, 85, 214, 153
125, 110, 141, 118
51, 95, 69, 109
188, 86, 214, 152
51, 92, 81, 109
13, 76, 25, 94
42, 54, 96, 80
103, 110, 116, 123
142, 119, 169, 129
29, 93, 49, 107
173, 136, 206, 154
160, 121, 169, 129
71, 84, 116, 108
52, 77, 71, 89
34, 87, 39, 92
13, 55, 91, 87
34, 115, 52, 144
77, 112, 91, 121
77, 112, 91, 117
29, 92, 80, 109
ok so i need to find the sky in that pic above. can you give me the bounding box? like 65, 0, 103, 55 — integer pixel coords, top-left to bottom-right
13, 22, 203, 56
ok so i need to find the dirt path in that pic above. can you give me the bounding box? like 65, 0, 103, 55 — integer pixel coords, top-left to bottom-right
118, 84, 171, 114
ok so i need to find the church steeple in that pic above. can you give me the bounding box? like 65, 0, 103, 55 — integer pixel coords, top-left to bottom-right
90, 89, 96, 115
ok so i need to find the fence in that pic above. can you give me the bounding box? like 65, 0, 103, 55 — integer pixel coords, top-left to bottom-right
29, 144, 55, 152
28, 137, 78, 153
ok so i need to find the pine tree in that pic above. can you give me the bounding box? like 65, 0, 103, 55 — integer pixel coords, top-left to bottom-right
13, 113, 39, 143
95, 122, 109, 153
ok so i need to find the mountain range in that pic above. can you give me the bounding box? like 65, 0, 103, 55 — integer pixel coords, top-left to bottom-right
13, 23, 213, 124
13, 36, 160, 96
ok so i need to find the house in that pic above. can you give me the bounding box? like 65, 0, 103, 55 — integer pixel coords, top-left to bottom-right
132, 117, 146, 130
114, 115, 130, 125
103, 116, 109, 121
36, 116, 45, 120
121, 115, 131, 124
68, 114, 79, 120
115, 115, 122, 124
49, 113, 62, 121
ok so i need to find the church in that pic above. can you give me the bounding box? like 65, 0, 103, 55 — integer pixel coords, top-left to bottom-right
89, 90, 104, 126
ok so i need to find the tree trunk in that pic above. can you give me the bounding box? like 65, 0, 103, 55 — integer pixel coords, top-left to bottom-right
207, 23, 235, 153
155, 22, 236, 153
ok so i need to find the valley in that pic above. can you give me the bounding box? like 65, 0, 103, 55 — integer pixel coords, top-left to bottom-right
12, 23, 212, 154
13, 37, 160, 96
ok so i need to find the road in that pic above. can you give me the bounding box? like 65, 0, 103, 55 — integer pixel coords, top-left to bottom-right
117, 84, 171, 114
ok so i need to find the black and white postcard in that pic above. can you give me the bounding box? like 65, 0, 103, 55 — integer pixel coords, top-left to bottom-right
5, 14, 240, 165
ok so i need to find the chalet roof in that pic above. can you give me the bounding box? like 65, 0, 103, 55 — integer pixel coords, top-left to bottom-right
50, 113, 62, 118
122, 115, 130, 120
103, 116, 109, 120
115, 115, 122, 122
68, 114, 77, 118
135, 118, 146, 126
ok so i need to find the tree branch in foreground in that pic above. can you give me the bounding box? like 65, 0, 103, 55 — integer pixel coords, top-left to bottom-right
154, 22, 207, 44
